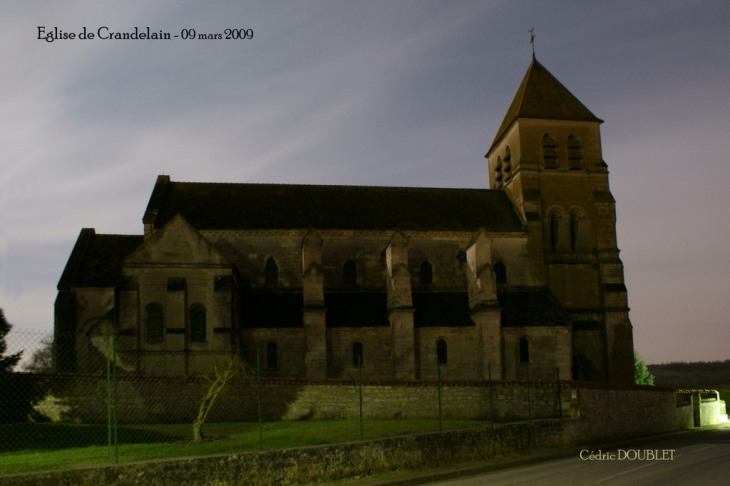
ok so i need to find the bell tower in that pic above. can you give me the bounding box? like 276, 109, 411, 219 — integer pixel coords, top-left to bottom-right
486, 57, 634, 384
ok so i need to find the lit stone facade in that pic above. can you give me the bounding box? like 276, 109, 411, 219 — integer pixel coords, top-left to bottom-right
55, 58, 634, 383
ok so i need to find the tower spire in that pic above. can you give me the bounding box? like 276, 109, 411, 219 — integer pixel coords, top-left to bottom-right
529, 28, 535, 59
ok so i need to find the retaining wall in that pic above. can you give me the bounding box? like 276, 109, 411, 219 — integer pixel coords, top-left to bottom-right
567, 384, 690, 443
0, 419, 574, 486
2, 380, 703, 486
42, 375, 682, 426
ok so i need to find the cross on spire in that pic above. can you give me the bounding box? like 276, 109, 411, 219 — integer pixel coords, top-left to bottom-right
529, 28, 535, 59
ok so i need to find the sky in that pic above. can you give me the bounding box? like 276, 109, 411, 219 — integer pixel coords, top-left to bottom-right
1, 1, 729, 365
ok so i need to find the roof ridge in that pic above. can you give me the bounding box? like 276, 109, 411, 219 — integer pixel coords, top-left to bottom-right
170, 180, 493, 191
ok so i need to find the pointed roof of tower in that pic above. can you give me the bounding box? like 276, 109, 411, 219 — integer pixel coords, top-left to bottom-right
488, 57, 602, 153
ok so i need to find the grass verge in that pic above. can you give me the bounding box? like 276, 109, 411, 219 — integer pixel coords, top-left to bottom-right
0, 419, 491, 475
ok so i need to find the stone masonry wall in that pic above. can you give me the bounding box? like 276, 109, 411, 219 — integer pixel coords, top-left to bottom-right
0, 419, 572, 486
45, 374, 686, 434
569, 383, 690, 443
48, 375, 571, 424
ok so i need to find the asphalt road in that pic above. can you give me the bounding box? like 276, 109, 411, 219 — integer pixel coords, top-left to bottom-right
429, 425, 730, 485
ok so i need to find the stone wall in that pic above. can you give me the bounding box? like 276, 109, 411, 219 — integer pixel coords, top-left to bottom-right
10, 378, 706, 485
48, 375, 571, 424
502, 326, 572, 380
568, 383, 691, 443
699, 395, 727, 426
326, 327, 393, 379
43, 374, 692, 434
415, 327, 476, 380
0, 419, 572, 486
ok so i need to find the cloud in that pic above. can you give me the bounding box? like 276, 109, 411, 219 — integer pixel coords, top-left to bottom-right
1, 2, 730, 363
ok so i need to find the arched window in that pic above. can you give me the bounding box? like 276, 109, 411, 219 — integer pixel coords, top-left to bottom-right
352, 341, 364, 367
493, 261, 507, 284
542, 134, 558, 169
494, 156, 503, 190
190, 305, 206, 343
550, 213, 561, 250
436, 339, 448, 365
570, 213, 582, 251
419, 261, 433, 284
519, 338, 529, 363
343, 260, 357, 285
567, 135, 582, 170
265, 258, 278, 286
147, 304, 164, 344
503, 146, 512, 181
267, 342, 278, 369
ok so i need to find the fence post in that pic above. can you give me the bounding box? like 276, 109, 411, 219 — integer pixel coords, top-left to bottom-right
107, 335, 111, 462
113, 335, 118, 463
488, 363, 494, 423
257, 347, 262, 451
358, 356, 363, 441
437, 359, 442, 431
106, 334, 118, 463
526, 361, 531, 421
556, 367, 562, 418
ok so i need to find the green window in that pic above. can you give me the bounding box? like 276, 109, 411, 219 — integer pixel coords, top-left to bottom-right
436, 339, 447, 365
147, 304, 164, 344
520, 338, 529, 363
190, 305, 206, 343
352, 342, 363, 367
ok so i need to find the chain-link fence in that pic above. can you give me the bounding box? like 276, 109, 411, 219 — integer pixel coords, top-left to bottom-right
1, 329, 568, 476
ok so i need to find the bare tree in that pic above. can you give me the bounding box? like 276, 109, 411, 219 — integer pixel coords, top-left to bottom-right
23, 335, 53, 373
193, 358, 252, 442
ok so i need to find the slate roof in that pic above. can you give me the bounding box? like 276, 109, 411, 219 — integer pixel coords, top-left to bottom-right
489, 57, 602, 154
497, 288, 571, 327
143, 176, 525, 233
241, 289, 569, 328
413, 292, 472, 327
325, 292, 389, 327
241, 290, 304, 328
57, 229, 143, 289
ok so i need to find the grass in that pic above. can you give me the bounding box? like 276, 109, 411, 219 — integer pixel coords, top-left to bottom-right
0, 419, 492, 475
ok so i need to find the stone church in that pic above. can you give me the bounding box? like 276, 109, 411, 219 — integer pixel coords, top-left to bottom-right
55, 57, 634, 384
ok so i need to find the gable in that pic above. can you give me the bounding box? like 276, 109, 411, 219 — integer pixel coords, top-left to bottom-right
124, 214, 230, 266
57, 229, 143, 289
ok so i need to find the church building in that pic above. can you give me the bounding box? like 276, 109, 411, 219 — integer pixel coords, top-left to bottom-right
54, 58, 635, 384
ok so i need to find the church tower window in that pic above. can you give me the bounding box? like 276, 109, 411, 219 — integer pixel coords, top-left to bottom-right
146, 304, 164, 344
265, 258, 278, 286
570, 212, 584, 251
343, 260, 357, 285
352, 341, 364, 367
542, 134, 558, 169
494, 261, 507, 284
567, 135, 583, 170
419, 261, 433, 284
494, 156, 503, 189
190, 305, 206, 343
503, 146, 512, 182
550, 213, 561, 250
